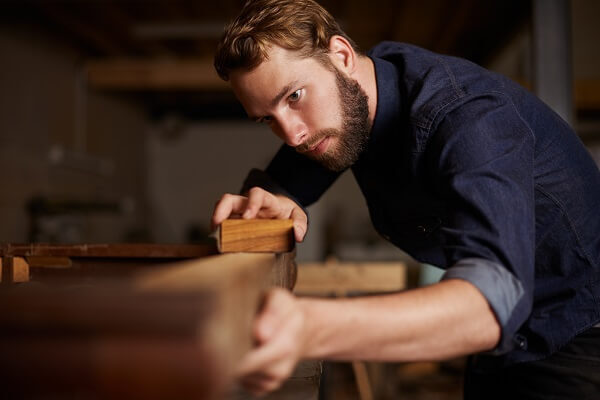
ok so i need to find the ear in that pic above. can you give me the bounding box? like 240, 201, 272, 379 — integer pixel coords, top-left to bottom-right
327, 35, 357, 75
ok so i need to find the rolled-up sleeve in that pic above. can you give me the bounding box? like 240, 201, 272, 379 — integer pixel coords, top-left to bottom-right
429, 92, 536, 354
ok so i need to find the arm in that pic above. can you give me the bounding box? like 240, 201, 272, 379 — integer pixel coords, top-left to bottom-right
237, 280, 499, 395
238, 93, 536, 395
300, 279, 500, 361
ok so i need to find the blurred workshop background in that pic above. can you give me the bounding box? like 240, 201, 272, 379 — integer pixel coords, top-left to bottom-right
1, 0, 599, 261
1, 1, 599, 399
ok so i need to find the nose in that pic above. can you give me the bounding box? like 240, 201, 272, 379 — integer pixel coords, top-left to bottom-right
273, 115, 308, 147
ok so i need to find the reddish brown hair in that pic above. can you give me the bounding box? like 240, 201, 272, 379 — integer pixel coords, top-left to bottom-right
214, 0, 360, 81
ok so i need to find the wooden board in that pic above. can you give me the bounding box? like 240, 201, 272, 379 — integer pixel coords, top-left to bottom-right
0, 246, 297, 399
218, 219, 294, 253
295, 261, 407, 296
0, 243, 217, 258
0, 243, 218, 284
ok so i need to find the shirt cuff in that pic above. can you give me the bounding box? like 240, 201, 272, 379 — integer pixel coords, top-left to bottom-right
441, 257, 525, 355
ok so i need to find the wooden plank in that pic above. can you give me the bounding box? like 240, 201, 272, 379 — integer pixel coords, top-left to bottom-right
218, 219, 294, 253
295, 261, 406, 296
0, 243, 217, 258
86, 59, 229, 90
0, 251, 297, 399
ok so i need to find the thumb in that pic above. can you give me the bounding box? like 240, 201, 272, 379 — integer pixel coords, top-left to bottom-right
290, 207, 307, 242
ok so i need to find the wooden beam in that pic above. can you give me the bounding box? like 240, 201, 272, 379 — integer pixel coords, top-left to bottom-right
295, 260, 406, 296
218, 219, 295, 253
86, 59, 229, 90
0, 251, 297, 398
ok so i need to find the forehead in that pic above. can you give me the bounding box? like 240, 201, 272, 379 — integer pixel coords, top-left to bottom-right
229, 45, 329, 106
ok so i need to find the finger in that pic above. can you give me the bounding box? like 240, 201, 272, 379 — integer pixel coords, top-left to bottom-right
236, 326, 290, 377
255, 192, 283, 219
243, 187, 267, 219
254, 289, 294, 344
236, 344, 293, 384
237, 303, 297, 377
240, 372, 271, 391
241, 374, 283, 397
289, 207, 308, 242
211, 194, 248, 229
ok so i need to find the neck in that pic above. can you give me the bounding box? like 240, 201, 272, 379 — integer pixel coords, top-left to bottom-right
355, 55, 378, 127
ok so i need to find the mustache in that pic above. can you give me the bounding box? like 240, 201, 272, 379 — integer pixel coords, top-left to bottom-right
295, 129, 337, 153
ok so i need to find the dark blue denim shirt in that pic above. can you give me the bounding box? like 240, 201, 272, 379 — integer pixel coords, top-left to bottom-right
243, 42, 600, 367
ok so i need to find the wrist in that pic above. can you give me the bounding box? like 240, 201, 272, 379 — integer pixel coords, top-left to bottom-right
297, 297, 331, 360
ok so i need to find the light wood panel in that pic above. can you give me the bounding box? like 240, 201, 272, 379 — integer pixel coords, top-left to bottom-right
295, 260, 406, 296
86, 59, 228, 90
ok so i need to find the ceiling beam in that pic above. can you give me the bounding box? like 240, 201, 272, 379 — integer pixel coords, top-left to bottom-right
85, 59, 229, 91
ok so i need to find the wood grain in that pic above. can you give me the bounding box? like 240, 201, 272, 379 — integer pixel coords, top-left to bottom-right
219, 219, 294, 253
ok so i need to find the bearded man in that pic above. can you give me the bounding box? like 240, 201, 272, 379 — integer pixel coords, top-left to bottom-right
211, 0, 600, 398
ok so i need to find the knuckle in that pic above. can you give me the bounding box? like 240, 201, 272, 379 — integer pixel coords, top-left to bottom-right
248, 186, 264, 195
219, 193, 234, 203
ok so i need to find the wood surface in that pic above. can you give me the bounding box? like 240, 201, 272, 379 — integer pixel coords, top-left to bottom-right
219, 219, 294, 253
0, 243, 218, 284
0, 247, 297, 399
0, 242, 218, 258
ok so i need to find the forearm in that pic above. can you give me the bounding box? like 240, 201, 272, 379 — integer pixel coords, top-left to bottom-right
298, 279, 500, 361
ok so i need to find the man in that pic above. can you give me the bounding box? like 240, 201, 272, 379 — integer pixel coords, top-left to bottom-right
211, 0, 600, 398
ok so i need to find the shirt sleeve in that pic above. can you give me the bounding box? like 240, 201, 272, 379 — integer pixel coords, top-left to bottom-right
241, 144, 342, 208
428, 92, 536, 354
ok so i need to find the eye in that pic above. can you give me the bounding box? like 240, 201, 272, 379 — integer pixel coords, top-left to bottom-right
289, 89, 302, 102
257, 116, 273, 124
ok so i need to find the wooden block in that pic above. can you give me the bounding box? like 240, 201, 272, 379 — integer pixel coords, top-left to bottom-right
0, 256, 30, 283
295, 261, 406, 296
218, 219, 294, 253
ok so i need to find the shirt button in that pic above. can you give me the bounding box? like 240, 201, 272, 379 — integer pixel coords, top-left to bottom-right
514, 334, 528, 349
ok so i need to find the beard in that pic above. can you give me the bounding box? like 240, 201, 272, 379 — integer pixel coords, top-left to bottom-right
295, 67, 371, 172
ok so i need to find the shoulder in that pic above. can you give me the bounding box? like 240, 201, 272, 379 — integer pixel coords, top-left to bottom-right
370, 42, 527, 132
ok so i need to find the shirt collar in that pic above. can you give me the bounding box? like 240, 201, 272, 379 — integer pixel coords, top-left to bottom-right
366, 55, 402, 151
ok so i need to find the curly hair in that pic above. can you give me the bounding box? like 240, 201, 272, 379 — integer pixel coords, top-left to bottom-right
214, 0, 360, 81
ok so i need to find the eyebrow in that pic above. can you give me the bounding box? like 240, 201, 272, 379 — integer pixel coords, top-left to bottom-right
248, 80, 301, 121
270, 80, 299, 108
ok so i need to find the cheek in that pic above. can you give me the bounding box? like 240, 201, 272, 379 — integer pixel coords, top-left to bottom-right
306, 86, 342, 130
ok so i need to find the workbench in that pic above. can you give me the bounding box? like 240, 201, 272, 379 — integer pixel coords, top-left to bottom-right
0, 242, 311, 399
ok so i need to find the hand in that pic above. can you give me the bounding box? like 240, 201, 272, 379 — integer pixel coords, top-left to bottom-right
211, 186, 308, 242
236, 288, 308, 396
